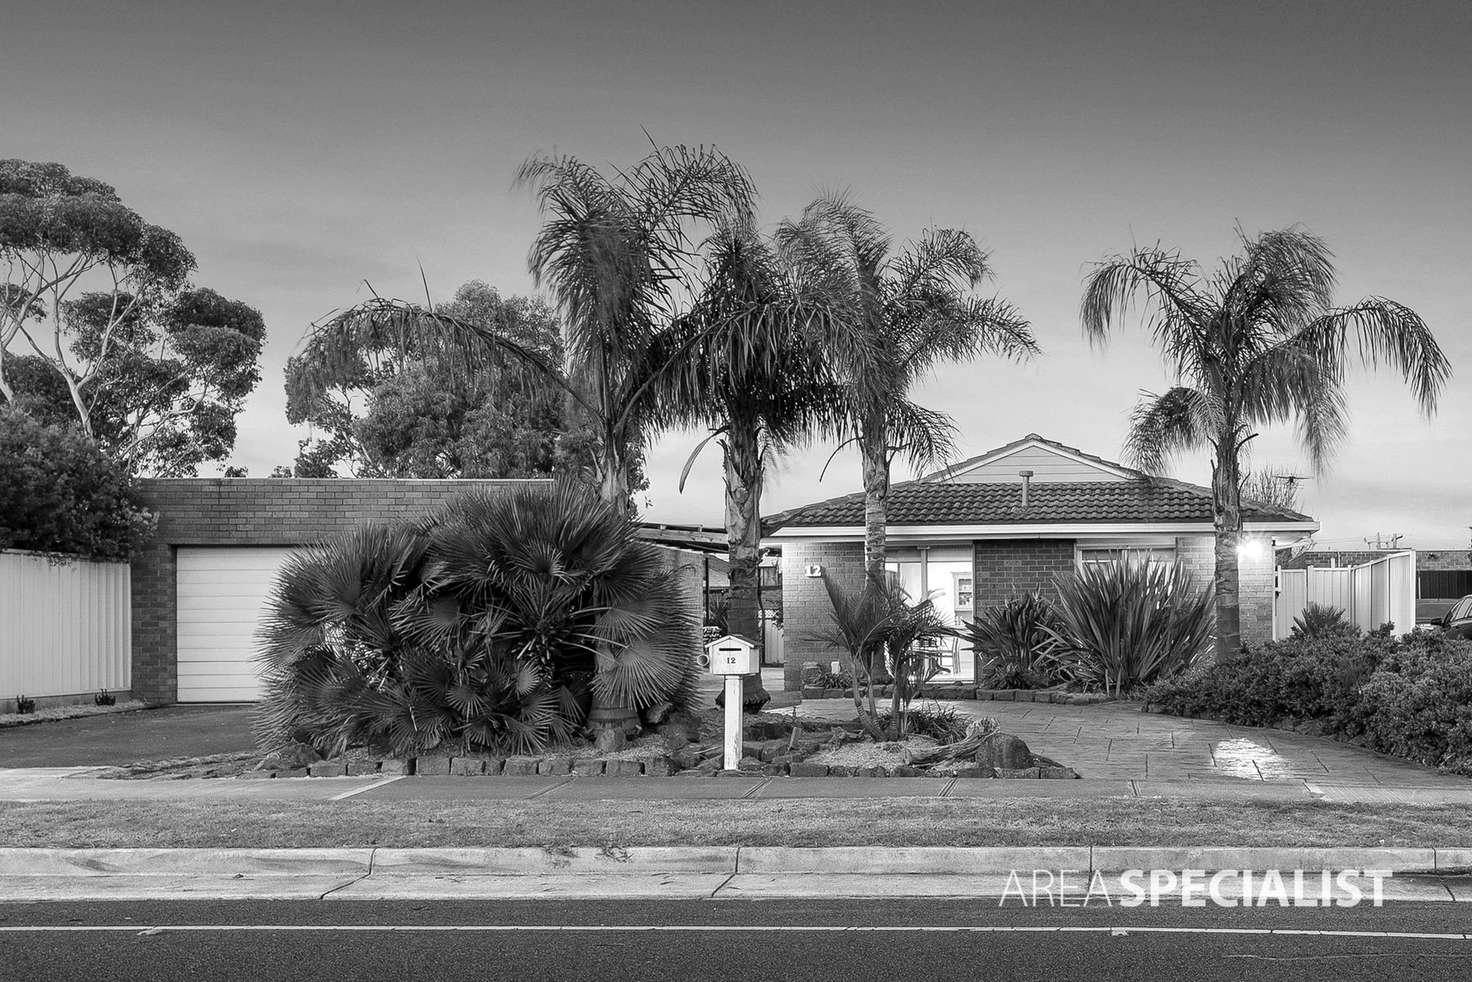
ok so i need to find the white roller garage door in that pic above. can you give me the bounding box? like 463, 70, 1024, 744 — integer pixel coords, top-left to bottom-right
176, 546, 293, 702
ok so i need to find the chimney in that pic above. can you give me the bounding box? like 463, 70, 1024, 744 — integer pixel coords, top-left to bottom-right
1019, 470, 1034, 509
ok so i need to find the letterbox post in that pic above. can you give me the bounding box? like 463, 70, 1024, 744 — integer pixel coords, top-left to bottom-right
723, 674, 742, 771
702, 634, 760, 772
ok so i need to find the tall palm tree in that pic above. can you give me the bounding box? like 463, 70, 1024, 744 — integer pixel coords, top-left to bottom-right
303, 143, 753, 743
1082, 227, 1449, 658
778, 193, 1037, 579
665, 218, 856, 708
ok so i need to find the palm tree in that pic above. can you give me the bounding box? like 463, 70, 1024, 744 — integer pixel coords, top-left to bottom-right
1082, 227, 1449, 658
777, 193, 1037, 579
665, 218, 856, 709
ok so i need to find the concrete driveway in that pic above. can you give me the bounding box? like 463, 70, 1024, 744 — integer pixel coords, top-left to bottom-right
0, 706, 256, 767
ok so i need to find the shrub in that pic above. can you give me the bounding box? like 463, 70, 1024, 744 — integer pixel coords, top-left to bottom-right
882, 704, 971, 744
1352, 633, 1472, 774
0, 409, 154, 561
1046, 558, 1214, 695
1292, 602, 1353, 638
1144, 629, 1389, 727
961, 593, 1072, 689
255, 483, 700, 758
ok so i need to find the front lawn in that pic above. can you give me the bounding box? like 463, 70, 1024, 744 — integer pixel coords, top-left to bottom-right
3, 797, 1469, 849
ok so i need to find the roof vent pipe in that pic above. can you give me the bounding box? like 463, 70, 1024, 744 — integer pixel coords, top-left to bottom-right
1019, 470, 1034, 509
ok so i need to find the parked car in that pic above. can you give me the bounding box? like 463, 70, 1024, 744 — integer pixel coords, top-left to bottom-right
1430, 596, 1472, 640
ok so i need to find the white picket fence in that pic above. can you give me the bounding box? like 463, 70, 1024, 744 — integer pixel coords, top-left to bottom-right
0, 550, 131, 706
1273, 551, 1415, 639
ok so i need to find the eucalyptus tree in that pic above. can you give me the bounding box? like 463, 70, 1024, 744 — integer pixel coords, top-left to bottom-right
777, 193, 1036, 579
1082, 227, 1449, 657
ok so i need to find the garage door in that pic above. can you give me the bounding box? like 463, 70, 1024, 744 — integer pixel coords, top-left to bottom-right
176, 546, 293, 702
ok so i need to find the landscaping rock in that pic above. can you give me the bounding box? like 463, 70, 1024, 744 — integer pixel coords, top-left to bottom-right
239, 769, 275, 780
593, 728, 627, 754
538, 756, 572, 776
827, 765, 853, 777
414, 756, 451, 776
736, 756, 763, 772
308, 760, 348, 778
790, 762, 829, 777
975, 733, 1034, 771
823, 688, 842, 699
277, 767, 308, 779
376, 758, 410, 775
996, 766, 1042, 779
643, 756, 677, 776
890, 765, 922, 777
571, 757, 604, 776
346, 759, 380, 776
761, 762, 789, 776
607, 758, 644, 777
450, 757, 485, 777
502, 756, 539, 776
258, 742, 321, 771
1039, 766, 1078, 779
953, 765, 989, 778
801, 687, 824, 699
695, 756, 723, 774
855, 765, 884, 777
483, 758, 505, 775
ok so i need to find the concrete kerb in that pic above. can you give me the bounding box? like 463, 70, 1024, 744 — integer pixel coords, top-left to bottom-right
1, 845, 1465, 878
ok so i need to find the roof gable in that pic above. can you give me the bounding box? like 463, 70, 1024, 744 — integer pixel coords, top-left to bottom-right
920, 434, 1142, 484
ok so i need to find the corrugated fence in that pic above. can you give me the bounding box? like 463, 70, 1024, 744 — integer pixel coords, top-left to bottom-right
0, 550, 131, 708
1273, 551, 1416, 639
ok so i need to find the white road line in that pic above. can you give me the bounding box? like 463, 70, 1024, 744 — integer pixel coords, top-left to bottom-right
329, 776, 404, 801
0, 925, 1467, 940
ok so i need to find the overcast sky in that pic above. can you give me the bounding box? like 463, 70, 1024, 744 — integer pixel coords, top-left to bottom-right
5, 0, 1469, 547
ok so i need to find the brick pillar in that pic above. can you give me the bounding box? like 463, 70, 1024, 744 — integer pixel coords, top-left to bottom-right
129, 542, 177, 704
779, 540, 865, 693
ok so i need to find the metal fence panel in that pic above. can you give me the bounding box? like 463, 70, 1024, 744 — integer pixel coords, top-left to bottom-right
0, 551, 131, 702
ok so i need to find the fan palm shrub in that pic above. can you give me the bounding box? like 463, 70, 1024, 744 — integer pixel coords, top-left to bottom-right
961, 593, 1074, 689
1082, 227, 1448, 658
254, 483, 699, 757
1291, 602, 1352, 639
1045, 558, 1215, 696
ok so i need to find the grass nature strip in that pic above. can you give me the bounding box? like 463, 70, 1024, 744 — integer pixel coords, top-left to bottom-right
2, 797, 1470, 849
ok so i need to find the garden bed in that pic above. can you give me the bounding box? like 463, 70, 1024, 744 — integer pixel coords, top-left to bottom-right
800, 684, 1111, 704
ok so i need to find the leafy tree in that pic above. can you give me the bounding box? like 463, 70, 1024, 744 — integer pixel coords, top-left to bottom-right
1082, 227, 1449, 657
6, 288, 266, 475
0, 160, 265, 475
0, 408, 155, 561
286, 281, 578, 479
777, 192, 1036, 579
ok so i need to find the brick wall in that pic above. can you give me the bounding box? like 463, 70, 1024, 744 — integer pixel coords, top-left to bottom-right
778, 540, 865, 692
130, 478, 545, 704
971, 539, 1077, 608
1176, 533, 1275, 649
1279, 549, 1395, 570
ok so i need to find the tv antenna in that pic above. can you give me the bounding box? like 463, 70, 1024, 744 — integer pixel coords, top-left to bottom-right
1271, 473, 1313, 489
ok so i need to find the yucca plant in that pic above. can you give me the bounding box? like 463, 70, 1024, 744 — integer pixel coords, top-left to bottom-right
254, 484, 699, 758
1045, 558, 1215, 696
1291, 602, 1351, 639
962, 593, 1073, 689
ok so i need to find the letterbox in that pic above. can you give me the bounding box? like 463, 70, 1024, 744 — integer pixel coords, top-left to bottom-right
701, 634, 761, 675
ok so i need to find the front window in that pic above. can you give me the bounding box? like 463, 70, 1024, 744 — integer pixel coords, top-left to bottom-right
884, 552, 974, 681
1079, 547, 1176, 570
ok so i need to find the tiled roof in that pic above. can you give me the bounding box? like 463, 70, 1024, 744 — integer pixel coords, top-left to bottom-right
766, 479, 1314, 530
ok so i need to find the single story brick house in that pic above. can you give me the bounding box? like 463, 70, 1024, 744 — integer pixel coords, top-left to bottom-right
129, 478, 713, 706
765, 434, 1319, 694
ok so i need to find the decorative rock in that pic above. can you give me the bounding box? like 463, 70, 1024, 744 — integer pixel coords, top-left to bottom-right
643, 756, 677, 776
855, 765, 883, 778
277, 767, 308, 779
802, 687, 824, 699
239, 769, 275, 780
1013, 690, 1035, 703
308, 760, 348, 778
376, 758, 410, 775
414, 756, 451, 777
1039, 766, 1078, 779
826, 765, 853, 777
538, 756, 572, 776
607, 758, 644, 777
761, 762, 789, 776
695, 756, 723, 774
991, 689, 1014, 701
789, 762, 829, 777
996, 766, 1042, 779
483, 758, 505, 775
736, 756, 763, 772
571, 757, 604, 776
346, 759, 380, 776
975, 733, 1034, 772
953, 765, 989, 778
502, 756, 539, 776
257, 742, 322, 771
823, 688, 842, 699
890, 765, 922, 777
449, 757, 485, 777
594, 728, 627, 754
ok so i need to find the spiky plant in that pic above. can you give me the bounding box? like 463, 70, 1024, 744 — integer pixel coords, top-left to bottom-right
962, 593, 1072, 689
1045, 557, 1215, 696
1292, 602, 1351, 639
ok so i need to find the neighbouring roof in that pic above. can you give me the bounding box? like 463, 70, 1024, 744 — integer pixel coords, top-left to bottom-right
765, 434, 1316, 533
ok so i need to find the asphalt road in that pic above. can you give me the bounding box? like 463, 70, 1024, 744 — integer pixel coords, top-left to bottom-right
2, 899, 1470, 980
